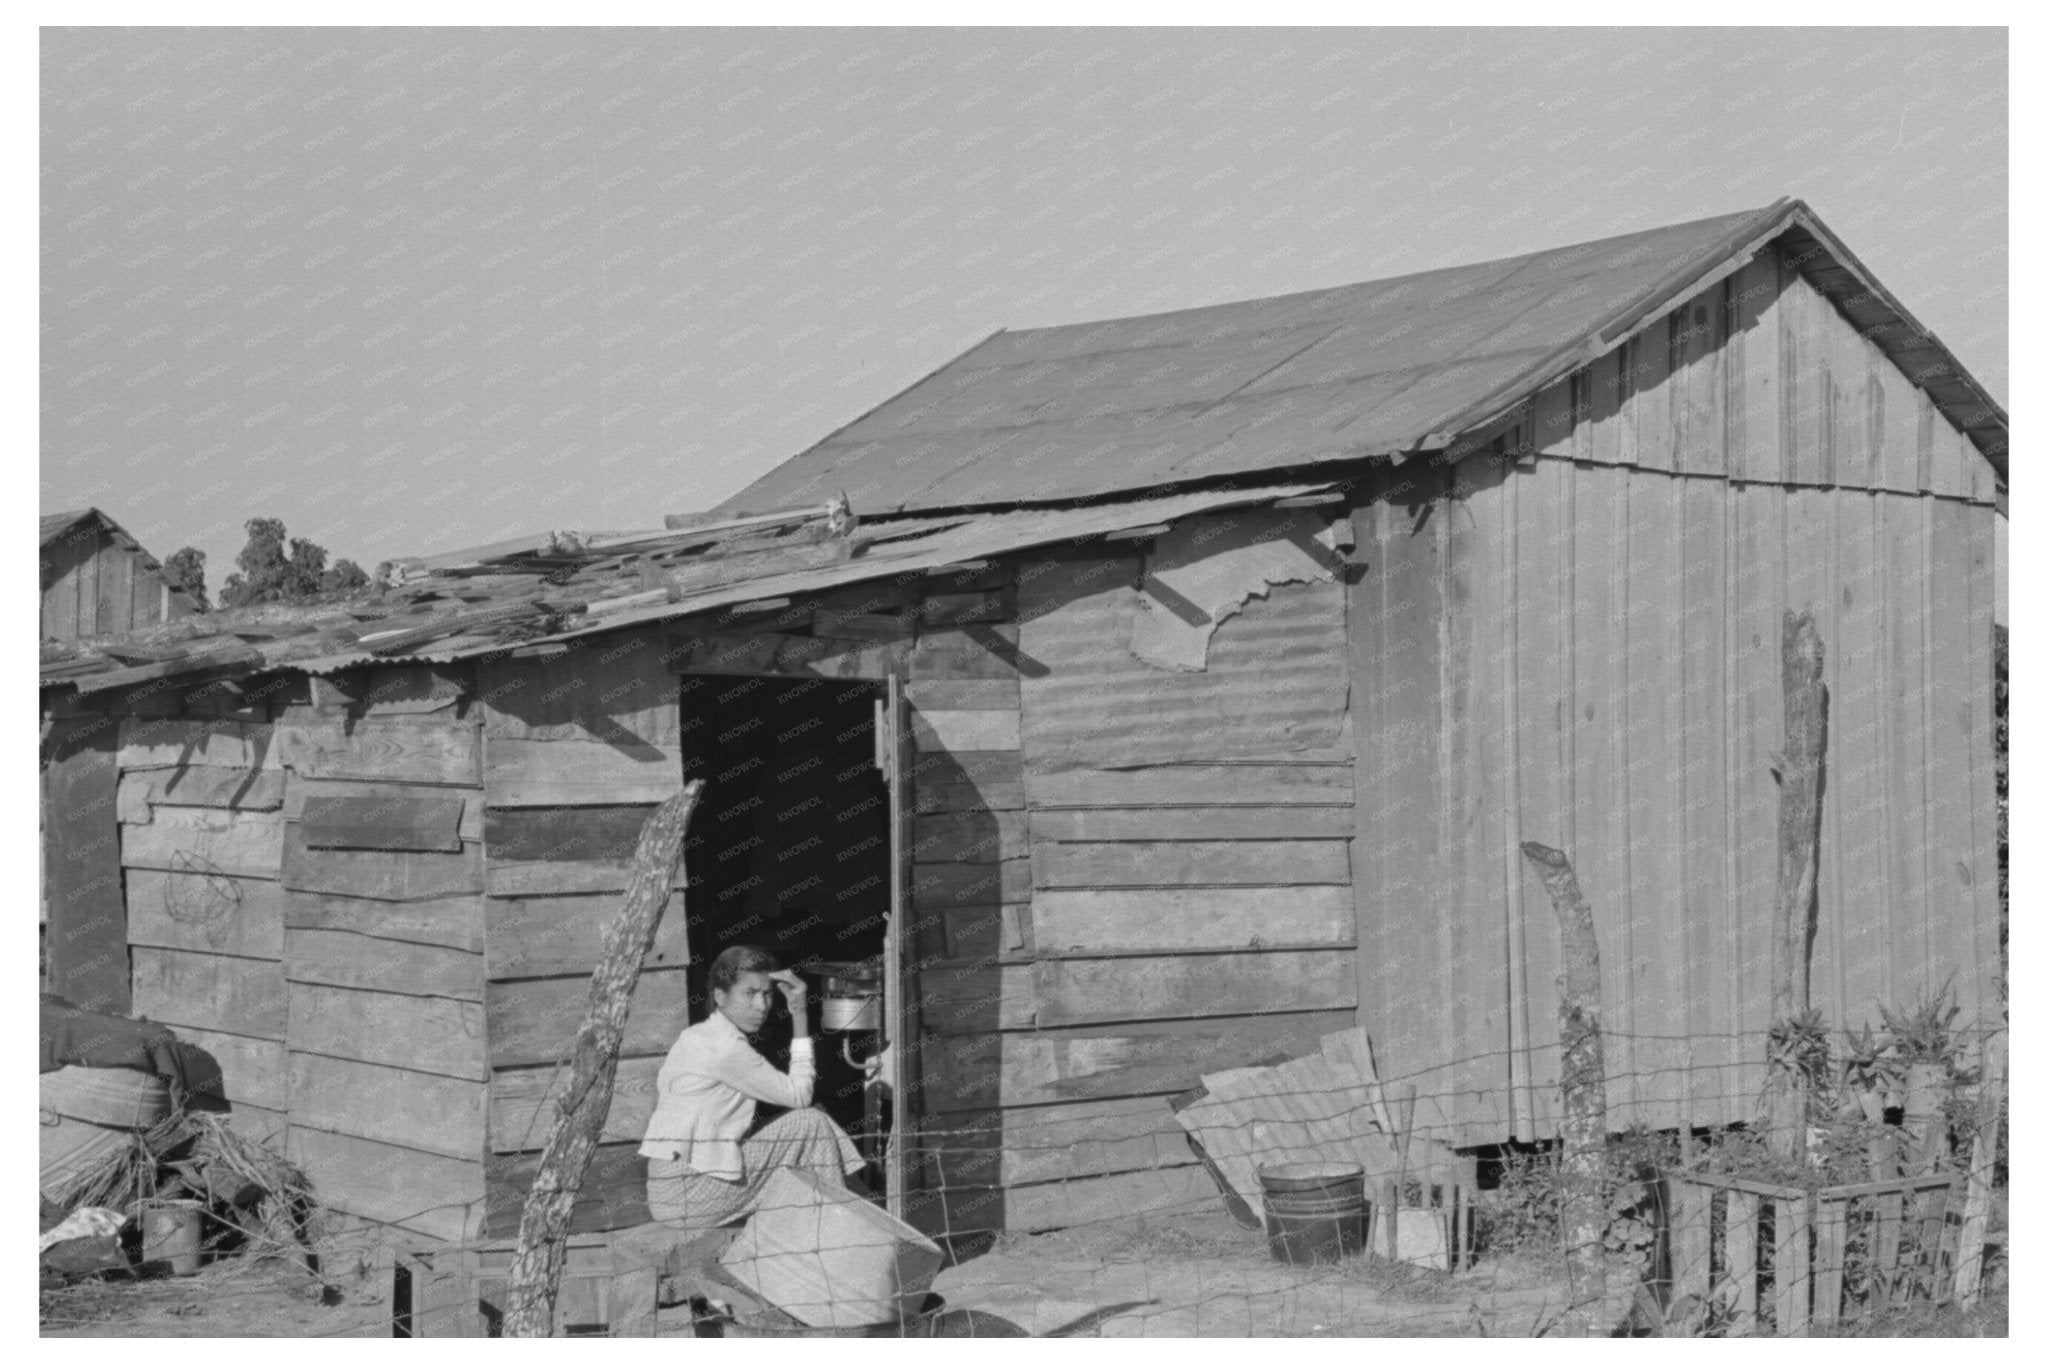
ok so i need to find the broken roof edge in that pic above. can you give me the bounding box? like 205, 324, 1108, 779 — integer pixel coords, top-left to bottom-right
38, 477, 1346, 695
1429, 199, 2008, 483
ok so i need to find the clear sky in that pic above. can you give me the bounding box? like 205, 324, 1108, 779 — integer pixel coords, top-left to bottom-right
39, 26, 2007, 585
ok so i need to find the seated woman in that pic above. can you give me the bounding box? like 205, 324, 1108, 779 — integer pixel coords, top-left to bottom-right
639, 945, 865, 1232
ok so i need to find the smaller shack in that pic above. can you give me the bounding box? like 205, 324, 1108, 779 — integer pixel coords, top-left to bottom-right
40, 508, 200, 643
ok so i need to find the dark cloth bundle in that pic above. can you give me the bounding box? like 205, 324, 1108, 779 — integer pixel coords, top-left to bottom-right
39, 993, 194, 1101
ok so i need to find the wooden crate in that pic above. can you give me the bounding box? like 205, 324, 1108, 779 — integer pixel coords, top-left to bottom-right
1668, 1169, 1964, 1336
393, 1236, 658, 1337
1374, 1158, 1478, 1272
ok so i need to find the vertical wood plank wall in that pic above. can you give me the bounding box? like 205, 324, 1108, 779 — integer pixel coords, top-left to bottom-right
1355, 244, 2001, 1144
905, 552, 1357, 1241
45, 715, 129, 1013
118, 708, 289, 1146
474, 639, 687, 1237
271, 678, 489, 1242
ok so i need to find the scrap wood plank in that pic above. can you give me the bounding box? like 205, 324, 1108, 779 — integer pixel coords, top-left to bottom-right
911, 860, 1031, 911
483, 1143, 648, 1239
120, 805, 286, 880
281, 826, 483, 902
126, 867, 285, 960
1029, 805, 1354, 841
911, 708, 1021, 752
916, 591, 1011, 628
285, 778, 483, 841
287, 1052, 487, 1162
483, 969, 692, 1068
281, 891, 485, 953
131, 947, 286, 1042
117, 766, 285, 822
287, 1126, 483, 1244
1027, 763, 1352, 808
486, 894, 690, 979
284, 926, 483, 1000
904, 678, 1017, 708
486, 859, 687, 897
913, 780, 1024, 815
484, 804, 668, 864
1033, 949, 1356, 1027
907, 746, 1022, 790
1031, 838, 1353, 887
1031, 885, 1354, 954
287, 982, 488, 1080
489, 1056, 664, 1154
1172, 1044, 1411, 1221
1725, 1190, 1759, 1335
483, 738, 682, 807
911, 809, 1028, 864
907, 623, 1022, 680
300, 793, 465, 852
309, 665, 470, 716
274, 712, 481, 786
666, 631, 908, 679
175, 1024, 287, 1111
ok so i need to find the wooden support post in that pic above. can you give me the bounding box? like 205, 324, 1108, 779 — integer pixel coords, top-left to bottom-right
500, 784, 703, 1339
1766, 611, 1826, 1158
1521, 842, 1608, 1335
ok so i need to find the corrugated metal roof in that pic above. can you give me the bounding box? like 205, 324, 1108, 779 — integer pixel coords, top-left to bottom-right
40, 481, 1338, 691
714, 200, 2007, 513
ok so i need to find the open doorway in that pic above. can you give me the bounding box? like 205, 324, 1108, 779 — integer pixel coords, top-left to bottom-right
677, 673, 895, 1181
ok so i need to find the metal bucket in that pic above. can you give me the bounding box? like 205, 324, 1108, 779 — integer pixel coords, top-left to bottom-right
1259, 1162, 1366, 1266
141, 1201, 204, 1276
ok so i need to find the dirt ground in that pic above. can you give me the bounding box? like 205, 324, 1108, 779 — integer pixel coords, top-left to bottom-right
40, 1206, 2007, 1339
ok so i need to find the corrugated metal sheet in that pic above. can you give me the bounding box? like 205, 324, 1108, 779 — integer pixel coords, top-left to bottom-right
714, 200, 2007, 514
1016, 534, 1350, 775
40, 480, 1338, 689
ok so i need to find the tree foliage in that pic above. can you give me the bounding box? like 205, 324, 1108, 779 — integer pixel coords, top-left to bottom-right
216, 517, 370, 608
161, 546, 209, 611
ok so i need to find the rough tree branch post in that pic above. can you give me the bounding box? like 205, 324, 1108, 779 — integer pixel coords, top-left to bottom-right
1519, 841, 1609, 1337
1765, 611, 1826, 1158
502, 783, 704, 1338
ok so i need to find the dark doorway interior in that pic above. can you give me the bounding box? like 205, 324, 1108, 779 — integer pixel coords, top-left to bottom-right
678, 673, 893, 1160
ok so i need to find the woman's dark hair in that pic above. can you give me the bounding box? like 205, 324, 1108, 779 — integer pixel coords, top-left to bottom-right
709, 945, 781, 993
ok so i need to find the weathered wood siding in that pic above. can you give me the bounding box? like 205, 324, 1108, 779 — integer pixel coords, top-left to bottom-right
116, 712, 290, 1146
903, 550, 1357, 1240
271, 675, 489, 1241
1354, 248, 2002, 1145
477, 636, 685, 1237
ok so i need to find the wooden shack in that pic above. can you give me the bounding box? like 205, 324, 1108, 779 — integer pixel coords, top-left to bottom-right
40, 508, 199, 642
38, 200, 2005, 1248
